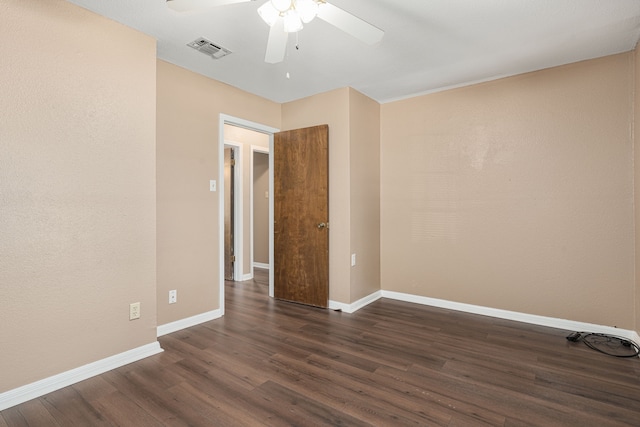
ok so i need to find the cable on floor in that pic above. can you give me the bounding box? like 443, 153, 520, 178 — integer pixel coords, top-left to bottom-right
566, 332, 640, 358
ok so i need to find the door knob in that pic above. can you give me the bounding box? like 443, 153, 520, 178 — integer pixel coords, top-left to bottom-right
317, 222, 327, 229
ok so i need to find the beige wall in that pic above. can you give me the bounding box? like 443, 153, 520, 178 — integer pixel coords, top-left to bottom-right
635, 43, 640, 335
223, 124, 270, 275
253, 152, 270, 265
381, 53, 635, 329
349, 89, 381, 301
0, 0, 157, 392
156, 61, 279, 325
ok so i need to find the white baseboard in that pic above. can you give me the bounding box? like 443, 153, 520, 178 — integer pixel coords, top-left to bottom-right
253, 262, 269, 270
329, 291, 382, 314
242, 273, 253, 281
0, 341, 162, 411
381, 290, 640, 342
157, 309, 222, 337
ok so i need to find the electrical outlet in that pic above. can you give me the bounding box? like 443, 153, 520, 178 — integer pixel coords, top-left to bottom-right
351, 253, 356, 267
129, 302, 141, 320
169, 290, 177, 304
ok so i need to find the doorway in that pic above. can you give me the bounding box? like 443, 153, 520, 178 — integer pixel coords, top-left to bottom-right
219, 115, 278, 316
218, 116, 330, 312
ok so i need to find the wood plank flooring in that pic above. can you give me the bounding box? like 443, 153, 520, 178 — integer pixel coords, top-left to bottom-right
3, 269, 640, 426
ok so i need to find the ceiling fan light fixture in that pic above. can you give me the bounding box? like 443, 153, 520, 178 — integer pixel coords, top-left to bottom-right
283, 9, 303, 32
270, 0, 293, 13
295, 0, 318, 23
258, 1, 279, 26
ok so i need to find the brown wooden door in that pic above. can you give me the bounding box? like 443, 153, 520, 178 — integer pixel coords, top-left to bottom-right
224, 147, 235, 281
274, 125, 329, 308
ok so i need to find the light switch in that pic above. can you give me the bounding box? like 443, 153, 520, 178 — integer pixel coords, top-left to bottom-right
265, 191, 269, 199
210, 180, 216, 192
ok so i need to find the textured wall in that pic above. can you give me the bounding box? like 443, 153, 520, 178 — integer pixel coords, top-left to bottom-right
348, 89, 381, 302
635, 43, 640, 335
0, 0, 157, 392
156, 61, 279, 325
381, 53, 635, 328
253, 152, 270, 265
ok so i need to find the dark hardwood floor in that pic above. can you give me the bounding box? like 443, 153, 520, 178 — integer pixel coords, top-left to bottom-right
3, 269, 640, 426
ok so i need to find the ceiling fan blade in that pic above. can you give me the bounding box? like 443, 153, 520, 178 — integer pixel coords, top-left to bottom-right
316, 2, 384, 45
167, 0, 253, 13
265, 19, 288, 64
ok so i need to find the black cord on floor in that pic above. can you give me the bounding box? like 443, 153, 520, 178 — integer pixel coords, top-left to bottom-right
566, 332, 640, 358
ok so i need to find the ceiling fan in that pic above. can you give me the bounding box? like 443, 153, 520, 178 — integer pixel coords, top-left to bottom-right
167, 0, 384, 64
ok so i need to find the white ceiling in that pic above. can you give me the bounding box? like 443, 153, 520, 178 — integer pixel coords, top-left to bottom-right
67, 0, 640, 104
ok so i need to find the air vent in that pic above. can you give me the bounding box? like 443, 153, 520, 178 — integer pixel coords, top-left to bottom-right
187, 38, 232, 59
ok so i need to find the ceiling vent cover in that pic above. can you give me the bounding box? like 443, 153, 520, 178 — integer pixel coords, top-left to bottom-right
187, 38, 232, 59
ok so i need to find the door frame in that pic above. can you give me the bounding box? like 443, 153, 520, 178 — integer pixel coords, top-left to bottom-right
218, 114, 278, 315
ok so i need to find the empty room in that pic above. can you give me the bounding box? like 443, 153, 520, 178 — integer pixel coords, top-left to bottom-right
2, 0, 640, 425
